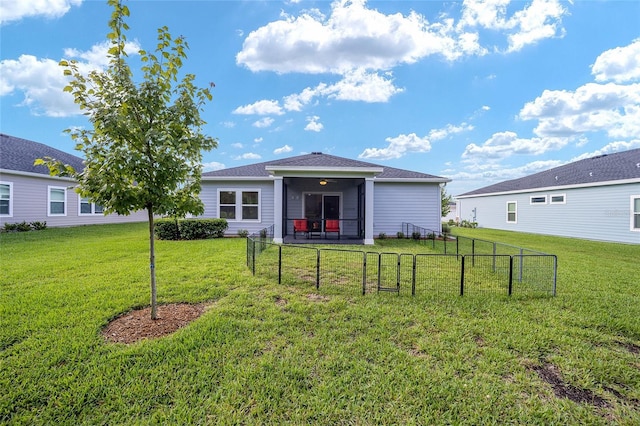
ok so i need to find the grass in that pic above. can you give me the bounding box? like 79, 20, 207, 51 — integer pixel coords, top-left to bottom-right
1, 223, 639, 424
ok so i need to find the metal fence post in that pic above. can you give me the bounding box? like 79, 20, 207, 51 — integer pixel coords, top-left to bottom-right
552, 255, 558, 297
362, 252, 367, 296
278, 245, 282, 284
472, 239, 476, 267
412, 255, 416, 296
519, 249, 524, 283
460, 255, 465, 296
396, 254, 401, 294
508, 256, 513, 296
252, 238, 256, 275
316, 249, 320, 290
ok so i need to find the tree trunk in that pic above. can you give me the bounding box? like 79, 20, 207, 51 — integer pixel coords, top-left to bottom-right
148, 208, 157, 320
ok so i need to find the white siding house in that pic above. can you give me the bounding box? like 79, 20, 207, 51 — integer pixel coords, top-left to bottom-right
0, 134, 147, 228
456, 149, 640, 244
201, 152, 450, 244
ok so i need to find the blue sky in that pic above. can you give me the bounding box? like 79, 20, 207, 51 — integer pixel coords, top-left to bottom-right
1, 0, 639, 196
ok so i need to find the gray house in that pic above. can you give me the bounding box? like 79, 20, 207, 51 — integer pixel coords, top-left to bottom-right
0, 134, 147, 228
456, 149, 640, 244
201, 153, 450, 244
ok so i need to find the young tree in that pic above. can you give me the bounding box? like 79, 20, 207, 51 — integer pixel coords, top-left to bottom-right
37, 0, 218, 319
441, 186, 453, 218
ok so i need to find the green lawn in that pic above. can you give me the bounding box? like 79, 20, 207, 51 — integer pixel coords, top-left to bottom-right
1, 223, 639, 424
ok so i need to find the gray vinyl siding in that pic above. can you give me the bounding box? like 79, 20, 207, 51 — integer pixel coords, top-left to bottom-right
0, 172, 147, 227
200, 180, 274, 235
458, 182, 640, 244
373, 182, 441, 236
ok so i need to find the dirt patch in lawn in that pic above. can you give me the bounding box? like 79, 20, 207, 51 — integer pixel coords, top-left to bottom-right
102, 302, 210, 344
531, 362, 609, 408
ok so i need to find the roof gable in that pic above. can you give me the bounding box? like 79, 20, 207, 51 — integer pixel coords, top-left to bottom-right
203, 152, 447, 181
458, 149, 640, 197
1, 133, 84, 175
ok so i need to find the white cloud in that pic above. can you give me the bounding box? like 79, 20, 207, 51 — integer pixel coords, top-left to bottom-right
254, 137, 263, 143
569, 139, 640, 162
233, 99, 284, 115
202, 161, 226, 171
458, 0, 567, 53
519, 82, 640, 139
304, 116, 323, 132
235, 153, 262, 160
252, 117, 274, 128
592, 39, 640, 83
273, 145, 293, 154
452, 158, 564, 193
360, 133, 432, 160
220, 121, 236, 128
0, 40, 140, 117
360, 122, 473, 160
0, 55, 75, 116
0, 0, 83, 25
325, 69, 403, 102
462, 131, 570, 160
236, 0, 488, 75
231, 143, 244, 149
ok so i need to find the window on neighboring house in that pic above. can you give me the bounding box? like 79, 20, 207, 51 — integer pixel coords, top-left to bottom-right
48, 186, 66, 216
0, 182, 12, 216
507, 201, 517, 223
530, 195, 547, 205
218, 189, 261, 221
632, 196, 640, 231
79, 196, 104, 215
550, 194, 566, 204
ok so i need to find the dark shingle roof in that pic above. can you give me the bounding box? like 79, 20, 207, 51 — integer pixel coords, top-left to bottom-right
0, 133, 84, 175
458, 148, 640, 197
203, 152, 447, 180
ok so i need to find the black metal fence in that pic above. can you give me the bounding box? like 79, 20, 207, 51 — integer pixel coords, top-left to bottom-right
247, 226, 557, 299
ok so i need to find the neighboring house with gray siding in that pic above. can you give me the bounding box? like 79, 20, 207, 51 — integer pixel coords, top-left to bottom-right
201, 152, 450, 244
0, 134, 147, 228
456, 149, 640, 244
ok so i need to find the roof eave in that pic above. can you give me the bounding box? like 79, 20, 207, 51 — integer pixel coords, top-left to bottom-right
265, 165, 384, 175
0, 168, 77, 182
456, 177, 640, 198
375, 177, 451, 183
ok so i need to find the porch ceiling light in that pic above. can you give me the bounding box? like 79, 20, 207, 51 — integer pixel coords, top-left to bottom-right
319, 179, 327, 186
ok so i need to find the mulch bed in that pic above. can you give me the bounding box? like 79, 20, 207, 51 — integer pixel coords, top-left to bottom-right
102, 302, 209, 344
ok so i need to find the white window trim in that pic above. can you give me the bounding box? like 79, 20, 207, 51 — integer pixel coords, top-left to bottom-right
550, 193, 566, 204
48, 186, 67, 216
0, 181, 13, 217
529, 195, 547, 205
78, 195, 104, 215
217, 188, 261, 222
632, 195, 640, 232
506, 201, 517, 224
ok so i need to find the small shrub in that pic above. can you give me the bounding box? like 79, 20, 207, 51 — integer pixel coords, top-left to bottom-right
15, 221, 32, 232
427, 232, 436, 239
448, 219, 456, 226
30, 221, 47, 231
396, 231, 404, 239
155, 219, 181, 240
180, 218, 229, 240
237, 229, 249, 238
378, 232, 386, 240
460, 220, 478, 229
3, 223, 18, 232
441, 223, 451, 234
412, 231, 421, 240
